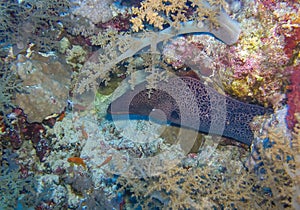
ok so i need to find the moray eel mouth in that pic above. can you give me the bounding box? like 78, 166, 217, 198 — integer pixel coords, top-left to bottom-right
107, 76, 272, 146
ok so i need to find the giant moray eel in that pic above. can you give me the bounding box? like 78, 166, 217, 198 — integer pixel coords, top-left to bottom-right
107, 76, 272, 146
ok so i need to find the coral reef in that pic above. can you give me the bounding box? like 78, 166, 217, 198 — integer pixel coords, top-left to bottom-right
98, 13, 132, 32
75, 6, 241, 99
162, 35, 226, 76
65, 45, 87, 70
0, 0, 299, 209
44, 113, 88, 172
218, 0, 292, 107
253, 108, 298, 209
115, 108, 299, 209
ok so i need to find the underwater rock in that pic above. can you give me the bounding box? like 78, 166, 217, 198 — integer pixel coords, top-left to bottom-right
13, 54, 72, 122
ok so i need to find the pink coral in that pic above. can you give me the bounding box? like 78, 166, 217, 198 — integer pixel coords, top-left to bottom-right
231, 56, 262, 78
163, 35, 226, 76
286, 66, 300, 129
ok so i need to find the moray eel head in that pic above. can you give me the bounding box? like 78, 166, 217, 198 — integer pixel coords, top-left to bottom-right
107, 82, 181, 125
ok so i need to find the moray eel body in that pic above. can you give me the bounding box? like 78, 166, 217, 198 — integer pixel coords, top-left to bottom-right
107, 76, 272, 145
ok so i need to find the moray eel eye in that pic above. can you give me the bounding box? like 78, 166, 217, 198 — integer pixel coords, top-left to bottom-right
171, 110, 180, 120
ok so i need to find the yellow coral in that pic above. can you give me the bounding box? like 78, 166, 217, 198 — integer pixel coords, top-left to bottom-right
238, 28, 264, 61
145, 11, 164, 29
130, 0, 226, 32
130, 17, 144, 32
230, 79, 251, 98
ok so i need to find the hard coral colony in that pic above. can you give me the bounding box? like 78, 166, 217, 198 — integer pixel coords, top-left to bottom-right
0, 0, 299, 209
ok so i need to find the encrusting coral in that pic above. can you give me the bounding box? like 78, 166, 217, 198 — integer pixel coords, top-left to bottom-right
12, 54, 72, 122
286, 66, 300, 130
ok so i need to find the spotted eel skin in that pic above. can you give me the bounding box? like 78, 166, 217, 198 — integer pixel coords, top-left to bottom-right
107, 76, 272, 145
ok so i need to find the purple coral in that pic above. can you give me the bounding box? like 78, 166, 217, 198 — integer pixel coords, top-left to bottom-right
231, 56, 262, 78
2, 108, 51, 161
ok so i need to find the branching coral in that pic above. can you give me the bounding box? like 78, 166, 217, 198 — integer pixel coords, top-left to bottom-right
247, 108, 299, 209
130, 0, 229, 31
114, 108, 300, 209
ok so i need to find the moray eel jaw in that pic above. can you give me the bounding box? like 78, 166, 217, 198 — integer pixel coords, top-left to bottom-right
107, 77, 272, 146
